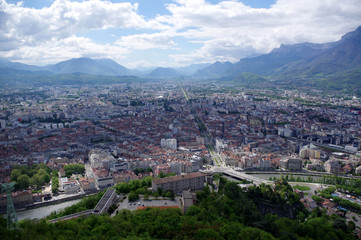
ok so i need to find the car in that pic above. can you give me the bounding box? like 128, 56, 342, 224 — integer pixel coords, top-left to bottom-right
138, 202, 141, 205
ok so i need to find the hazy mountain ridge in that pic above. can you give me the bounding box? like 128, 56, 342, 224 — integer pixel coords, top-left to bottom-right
193, 61, 233, 78
47, 58, 129, 76
147, 67, 180, 78
1, 26, 361, 88
196, 25, 361, 88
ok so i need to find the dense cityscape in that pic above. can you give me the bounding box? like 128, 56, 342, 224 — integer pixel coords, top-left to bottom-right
1, 82, 361, 238
1, 0, 361, 239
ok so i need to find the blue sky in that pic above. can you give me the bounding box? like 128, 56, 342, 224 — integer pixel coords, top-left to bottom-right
1, 0, 360, 68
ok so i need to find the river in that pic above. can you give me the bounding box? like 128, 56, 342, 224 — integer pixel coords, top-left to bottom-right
12, 199, 81, 221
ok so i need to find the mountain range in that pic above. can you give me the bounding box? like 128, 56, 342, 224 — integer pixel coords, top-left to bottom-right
1, 26, 361, 89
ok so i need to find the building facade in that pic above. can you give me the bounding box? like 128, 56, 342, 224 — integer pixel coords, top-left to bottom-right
152, 172, 205, 194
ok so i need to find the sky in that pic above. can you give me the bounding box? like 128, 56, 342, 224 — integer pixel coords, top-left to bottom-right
1, 0, 361, 69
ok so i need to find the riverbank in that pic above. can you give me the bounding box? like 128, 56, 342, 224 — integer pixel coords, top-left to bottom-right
1, 190, 99, 215
15, 199, 82, 221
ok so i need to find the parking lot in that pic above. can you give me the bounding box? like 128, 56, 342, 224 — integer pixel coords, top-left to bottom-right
113, 195, 182, 214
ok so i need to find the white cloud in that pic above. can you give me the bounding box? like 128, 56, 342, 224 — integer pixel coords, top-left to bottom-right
1, 0, 361, 66
115, 31, 177, 50
165, 0, 361, 64
1, 35, 130, 65
0, 0, 164, 51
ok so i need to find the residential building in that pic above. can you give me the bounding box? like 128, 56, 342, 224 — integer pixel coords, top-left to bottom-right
160, 138, 177, 151
355, 165, 361, 175
152, 172, 205, 194
324, 160, 341, 174
93, 167, 114, 189
60, 177, 80, 194
280, 158, 302, 170
89, 149, 115, 170
79, 176, 96, 192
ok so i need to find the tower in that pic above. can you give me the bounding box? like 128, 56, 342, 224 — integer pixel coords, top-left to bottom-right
1, 182, 18, 230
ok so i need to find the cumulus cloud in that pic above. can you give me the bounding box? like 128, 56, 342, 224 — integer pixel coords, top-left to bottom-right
166, 0, 361, 64
1, 0, 361, 66
115, 32, 177, 50
0, 0, 164, 50
1, 35, 130, 65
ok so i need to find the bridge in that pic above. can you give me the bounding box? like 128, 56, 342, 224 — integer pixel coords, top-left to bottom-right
48, 209, 93, 223
202, 167, 269, 186
93, 188, 117, 215
49, 188, 117, 223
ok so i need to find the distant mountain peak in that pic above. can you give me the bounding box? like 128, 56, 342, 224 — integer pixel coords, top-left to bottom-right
340, 25, 361, 42
193, 61, 233, 78
46, 57, 132, 76
147, 67, 180, 78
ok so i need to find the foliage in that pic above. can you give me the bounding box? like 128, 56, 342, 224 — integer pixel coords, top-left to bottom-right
46, 191, 104, 220
11, 164, 51, 189
0, 177, 356, 239
51, 170, 59, 194
128, 192, 140, 202
158, 172, 176, 178
332, 197, 361, 212
107, 203, 118, 215
319, 186, 336, 199
10, 169, 22, 182
248, 180, 301, 205
114, 177, 152, 194
133, 167, 152, 175
16, 174, 30, 189
311, 195, 323, 203
63, 164, 85, 177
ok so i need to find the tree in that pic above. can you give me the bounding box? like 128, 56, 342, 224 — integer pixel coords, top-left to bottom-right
165, 191, 174, 200
64, 164, 85, 177
17, 174, 30, 189
31, 174, 44, 188
238, 227, 276, 240
347, 221, 355, 232
52, 170, 59, 194
332, 218, 347, 232
11, 169, 22, 181
128, 192, 139, 202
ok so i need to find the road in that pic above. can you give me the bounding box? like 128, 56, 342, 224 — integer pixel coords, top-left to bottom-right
202, 166, 268, 185
180, 85, 225, 168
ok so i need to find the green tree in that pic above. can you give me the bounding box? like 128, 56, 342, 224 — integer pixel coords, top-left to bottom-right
11, 169, 22, 181
347, 221, 355, 232
31, 174, 44, 188
16, 174, 30, 189
63, 164, 85, 177
128, 192, 139, 202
